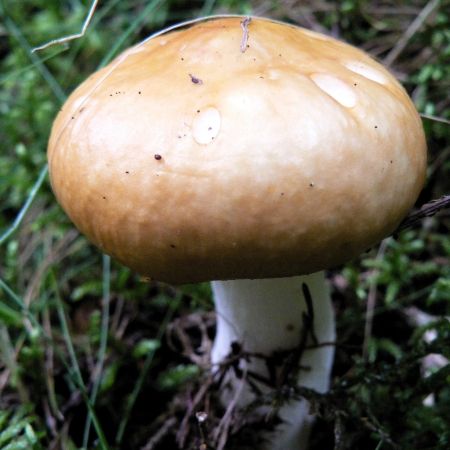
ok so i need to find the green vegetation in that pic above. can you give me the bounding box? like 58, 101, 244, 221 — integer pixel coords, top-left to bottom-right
0, 1, 449, 449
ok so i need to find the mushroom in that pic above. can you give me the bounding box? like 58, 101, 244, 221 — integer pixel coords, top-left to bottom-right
47, 16, 427, 450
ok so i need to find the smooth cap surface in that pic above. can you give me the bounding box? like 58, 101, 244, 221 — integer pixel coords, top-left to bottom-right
48, 17, 427, 283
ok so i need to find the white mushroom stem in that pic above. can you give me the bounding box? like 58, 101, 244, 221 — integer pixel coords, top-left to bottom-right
211, 272, 335, 450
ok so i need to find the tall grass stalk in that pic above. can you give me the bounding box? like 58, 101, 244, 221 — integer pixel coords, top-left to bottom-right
82, 255, 111, 448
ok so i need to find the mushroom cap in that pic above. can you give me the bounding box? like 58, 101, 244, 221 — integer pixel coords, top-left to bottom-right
48, 17, 427, 284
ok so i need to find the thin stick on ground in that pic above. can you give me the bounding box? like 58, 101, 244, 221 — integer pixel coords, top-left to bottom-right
383, 0, 441, 66
214, 369, 247, 450
141, 417, 178, 450
176, 376, 214, 448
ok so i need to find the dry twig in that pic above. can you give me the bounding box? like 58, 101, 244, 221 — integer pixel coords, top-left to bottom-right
396, 195, 450, 232
141, 417, 177, 450
383, 0, 441, 66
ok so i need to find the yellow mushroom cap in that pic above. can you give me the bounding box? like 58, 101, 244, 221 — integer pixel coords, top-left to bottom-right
48, 17, 427, 284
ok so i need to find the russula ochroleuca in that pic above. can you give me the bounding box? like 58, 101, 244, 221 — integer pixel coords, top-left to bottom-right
48, 16, 427, 450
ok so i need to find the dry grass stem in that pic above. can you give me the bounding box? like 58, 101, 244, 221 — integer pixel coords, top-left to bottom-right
32, 0, 99, 52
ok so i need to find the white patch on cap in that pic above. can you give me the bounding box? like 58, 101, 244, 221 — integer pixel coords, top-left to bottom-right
192, 107, 221, 145
345, 61, 387, 84
268, 69, 281, 80
310, 73, 357, 108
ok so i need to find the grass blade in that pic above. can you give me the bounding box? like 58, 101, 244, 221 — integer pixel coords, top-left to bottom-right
0, 165, 48, 246
82, 255, 111, 448
115, 295, 179, 445
1, 6, 66, 103
51, 271, 110, 450
98, 0, 166, 67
